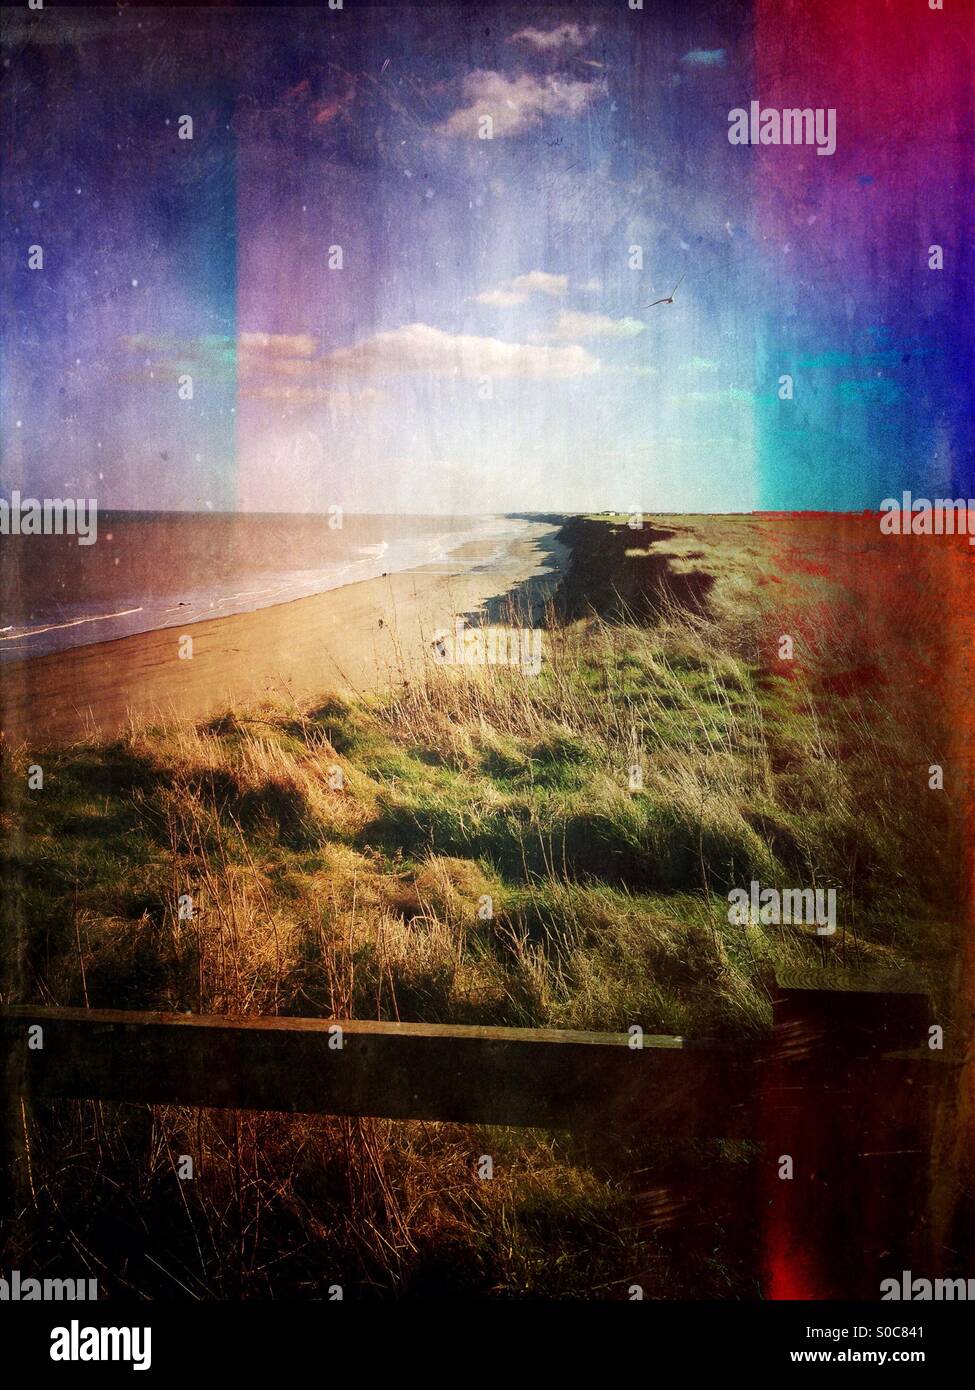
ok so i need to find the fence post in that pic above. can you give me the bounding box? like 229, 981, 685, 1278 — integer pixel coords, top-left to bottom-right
1, 1026, 29, 1243
760, 968, 935, 1299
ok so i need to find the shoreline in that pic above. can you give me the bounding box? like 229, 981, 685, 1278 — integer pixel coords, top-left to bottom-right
0, 520, 567, 749
0, 512, 543, 662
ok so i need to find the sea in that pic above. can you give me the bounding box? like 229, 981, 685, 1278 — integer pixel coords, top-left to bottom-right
0, 511, 538, 662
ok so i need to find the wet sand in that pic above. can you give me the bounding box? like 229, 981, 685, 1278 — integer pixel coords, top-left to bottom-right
1, 521, 566, 749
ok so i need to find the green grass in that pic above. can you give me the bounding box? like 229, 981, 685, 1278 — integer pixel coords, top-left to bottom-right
0, 514, 963, 1297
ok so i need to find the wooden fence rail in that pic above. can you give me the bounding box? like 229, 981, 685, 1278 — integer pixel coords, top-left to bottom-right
1, 1006, 755, 1134
0, 968, 934, 1125
0, 968, 948, 1298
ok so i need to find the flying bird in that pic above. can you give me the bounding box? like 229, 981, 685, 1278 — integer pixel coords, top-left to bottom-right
643, 273, 686, 308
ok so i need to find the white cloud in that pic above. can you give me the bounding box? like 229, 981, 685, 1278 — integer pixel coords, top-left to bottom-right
545, 310, 645, 340
473, 288, 530, 307
238, 332, 317, 358
324, 322, 600, 380
510, 270, 568, 297
240, 384, 383, 411
474, 270, 568, 306
437, 71, 602, 138
123, 332, 321, 378
510, 23, 597, 52
124, 321, 600, 388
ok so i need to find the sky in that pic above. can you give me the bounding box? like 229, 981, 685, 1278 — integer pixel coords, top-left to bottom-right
1, 0, 972, 516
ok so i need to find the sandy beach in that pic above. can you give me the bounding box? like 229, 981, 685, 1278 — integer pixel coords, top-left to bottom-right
0, 520, 566, 749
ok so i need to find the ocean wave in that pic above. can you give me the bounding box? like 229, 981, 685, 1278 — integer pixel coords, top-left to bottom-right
0, 606, 144, 643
